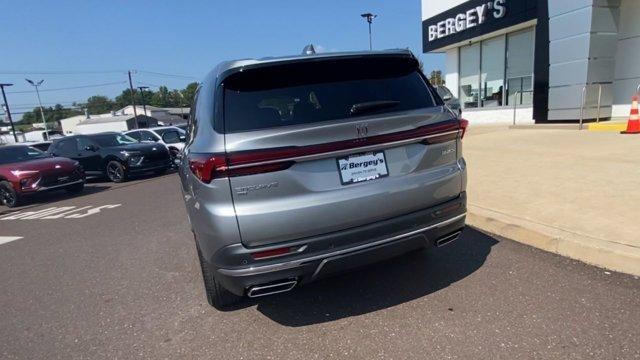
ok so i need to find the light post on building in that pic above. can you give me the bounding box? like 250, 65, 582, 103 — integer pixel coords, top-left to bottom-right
0, 83, 18, 143
25, 79, 50, 140
360, 12, 377, 50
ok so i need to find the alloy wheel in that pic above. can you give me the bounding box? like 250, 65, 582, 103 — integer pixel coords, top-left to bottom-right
0, 187, 16, 207
107, 163, 123, 182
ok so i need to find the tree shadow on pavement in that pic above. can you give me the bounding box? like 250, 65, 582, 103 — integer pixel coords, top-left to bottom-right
252, 227, 498, 327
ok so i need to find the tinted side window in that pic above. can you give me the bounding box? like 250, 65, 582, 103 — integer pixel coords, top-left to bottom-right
140, 131, 158, 142
77, 137, 96, 151
223, 56, 435, 132
55, 139, 77, 156
128, 131, 141, 141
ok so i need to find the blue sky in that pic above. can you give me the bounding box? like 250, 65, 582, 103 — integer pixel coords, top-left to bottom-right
0, 0, 444, 119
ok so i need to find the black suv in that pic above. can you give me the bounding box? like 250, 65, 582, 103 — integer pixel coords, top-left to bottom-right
49, 132, 172, 182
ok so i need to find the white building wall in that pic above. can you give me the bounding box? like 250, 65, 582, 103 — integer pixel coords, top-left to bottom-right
60, 116, 84, 134
462, 107, 534, 125
612, 0, 640, 117
74, 122, 129, 135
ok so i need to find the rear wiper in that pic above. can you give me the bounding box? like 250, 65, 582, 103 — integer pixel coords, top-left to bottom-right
349, 100, 400, 116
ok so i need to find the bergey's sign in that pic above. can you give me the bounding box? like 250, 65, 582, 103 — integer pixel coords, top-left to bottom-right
427, 0, 506, 42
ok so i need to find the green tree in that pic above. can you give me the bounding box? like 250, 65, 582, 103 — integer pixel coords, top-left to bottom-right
429, 70, 444, 86
114, 88, 146, 109
180, 82, 198, 107
85, 95, 116, 114
19, 105, 82, 127
150, 86, 170, 107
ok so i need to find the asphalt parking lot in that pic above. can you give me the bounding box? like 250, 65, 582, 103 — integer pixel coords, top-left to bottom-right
1, 173, 639, 359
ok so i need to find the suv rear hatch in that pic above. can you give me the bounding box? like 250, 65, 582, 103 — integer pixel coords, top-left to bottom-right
221, 54, 464, 247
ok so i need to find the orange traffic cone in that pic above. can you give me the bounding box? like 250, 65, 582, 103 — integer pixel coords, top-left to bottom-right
621, 95, 640, 134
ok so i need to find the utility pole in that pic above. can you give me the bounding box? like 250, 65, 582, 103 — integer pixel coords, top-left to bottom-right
137, 86, 149, 116
128, 70, 139, 129
25, 79, 50, 140
0, 83, 18, 143
360, 13, 377, 50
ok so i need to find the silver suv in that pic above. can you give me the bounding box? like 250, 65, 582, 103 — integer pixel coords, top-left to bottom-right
179, 50, 468, 309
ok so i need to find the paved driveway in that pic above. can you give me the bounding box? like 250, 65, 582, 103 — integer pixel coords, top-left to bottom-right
1, 174, 638, 359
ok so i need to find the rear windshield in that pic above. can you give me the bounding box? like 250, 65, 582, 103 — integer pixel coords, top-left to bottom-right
223, 56, 435, 132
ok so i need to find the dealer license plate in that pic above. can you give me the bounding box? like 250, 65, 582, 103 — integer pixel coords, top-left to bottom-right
336, 151, 389, 185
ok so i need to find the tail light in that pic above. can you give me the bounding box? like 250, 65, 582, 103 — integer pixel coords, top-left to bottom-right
187, 153, 228, 183
187, 152, 293, 183
459, 118, 469, 139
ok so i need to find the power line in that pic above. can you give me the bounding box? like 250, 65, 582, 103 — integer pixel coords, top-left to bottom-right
7, 81, 127, 94
137, 81, 164, 88
0, 70, 127, 75
137, 70, 198, 80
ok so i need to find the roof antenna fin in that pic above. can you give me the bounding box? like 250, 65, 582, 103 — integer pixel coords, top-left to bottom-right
302, 44, 316, 55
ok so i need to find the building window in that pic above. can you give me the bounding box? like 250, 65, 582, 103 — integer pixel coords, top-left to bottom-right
457, 27, 534, 109
459, 43, 480, 109
481, 35, 506, 107
506, 28, 534, 106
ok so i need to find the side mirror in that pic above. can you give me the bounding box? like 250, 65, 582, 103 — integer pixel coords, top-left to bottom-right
162, 131, 182, 144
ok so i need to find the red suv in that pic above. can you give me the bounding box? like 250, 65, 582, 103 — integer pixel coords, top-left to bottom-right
0, 144, 85, 208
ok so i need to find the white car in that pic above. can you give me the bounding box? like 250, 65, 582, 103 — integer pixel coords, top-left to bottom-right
125, 127, 186, 161
125, 126, 185, 155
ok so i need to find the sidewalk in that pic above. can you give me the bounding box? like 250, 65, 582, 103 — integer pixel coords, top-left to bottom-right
464, 125, 640, 276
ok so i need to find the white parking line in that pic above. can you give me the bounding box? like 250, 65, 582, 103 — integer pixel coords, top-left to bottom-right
0, 204, 122, 221
0, 236, 23, 245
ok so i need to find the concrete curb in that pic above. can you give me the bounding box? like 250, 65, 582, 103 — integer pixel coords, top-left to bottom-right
467, 205, 640, 277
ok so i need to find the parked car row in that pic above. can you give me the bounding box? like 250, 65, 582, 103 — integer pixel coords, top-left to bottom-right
0, 126, 186, 207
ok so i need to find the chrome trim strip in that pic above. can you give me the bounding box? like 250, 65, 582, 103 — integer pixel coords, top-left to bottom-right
227, 130, 461, 170
311, 233, 428, 278
37, 179, 84, 192
217, 212, 466, 277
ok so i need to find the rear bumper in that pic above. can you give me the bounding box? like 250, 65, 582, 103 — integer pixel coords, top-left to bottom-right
207, 193, 466, 296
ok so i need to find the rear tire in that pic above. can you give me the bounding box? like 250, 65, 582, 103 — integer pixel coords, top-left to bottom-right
106, 161, 127, 183
196, 242, 242, 310
0, 181, 21, 208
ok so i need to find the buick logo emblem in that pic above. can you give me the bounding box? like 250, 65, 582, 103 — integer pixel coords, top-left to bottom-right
356, 123, 368, 139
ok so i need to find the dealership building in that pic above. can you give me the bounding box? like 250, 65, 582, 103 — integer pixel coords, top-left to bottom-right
421, 0, 640, 124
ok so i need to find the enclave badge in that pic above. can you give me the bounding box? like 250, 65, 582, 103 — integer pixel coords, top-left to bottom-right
356, 123, 368, 139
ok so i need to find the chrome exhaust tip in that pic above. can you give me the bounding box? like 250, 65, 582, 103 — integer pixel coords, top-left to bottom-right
436, 231, 462, 247
247, 279, 298, 298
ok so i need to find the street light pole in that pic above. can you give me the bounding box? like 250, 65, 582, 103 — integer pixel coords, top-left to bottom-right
0, 83, 18, 143
128, 70, 139, 129
360, 12, 377, 50
137, 86, 149, 116
25, 79, 50, 140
